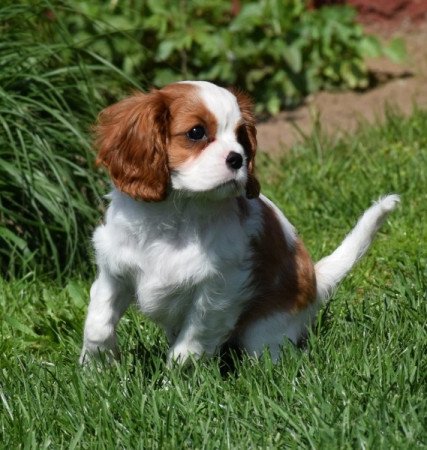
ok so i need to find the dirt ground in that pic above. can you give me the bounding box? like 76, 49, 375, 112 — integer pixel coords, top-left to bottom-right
257, 21, 427, 154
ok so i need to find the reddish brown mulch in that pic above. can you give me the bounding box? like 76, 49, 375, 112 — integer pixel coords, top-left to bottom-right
312, 0, 427, 29
351, 0, 427, 28
257, 6, 427, 154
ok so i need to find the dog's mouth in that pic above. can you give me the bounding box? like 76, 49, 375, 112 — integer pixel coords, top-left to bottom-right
215, 179, 244, 194
218, 179, 238, 189
169, 168, 246, 200
179, 179, 243, 200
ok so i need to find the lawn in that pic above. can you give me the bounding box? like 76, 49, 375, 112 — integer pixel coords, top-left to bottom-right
1, 109, 426, 448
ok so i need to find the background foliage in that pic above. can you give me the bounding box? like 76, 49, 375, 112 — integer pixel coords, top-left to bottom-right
0, 0, 404, 278
61, 0, 404, 114
0, 2, 139, 278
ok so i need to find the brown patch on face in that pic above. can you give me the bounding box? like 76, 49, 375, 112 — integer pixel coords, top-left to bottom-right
229, 88, 260, 199
235, 199, 316, 333
162, 83, 218, 170
93, 83, 219, 201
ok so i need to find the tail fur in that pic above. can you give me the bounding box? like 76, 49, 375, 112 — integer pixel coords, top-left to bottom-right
315, 194, 400, 302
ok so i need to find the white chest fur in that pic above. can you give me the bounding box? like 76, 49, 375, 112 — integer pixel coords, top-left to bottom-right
92, 190, 261, 336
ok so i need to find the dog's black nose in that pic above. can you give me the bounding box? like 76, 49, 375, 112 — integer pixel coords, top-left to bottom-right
226, 152, 243, 170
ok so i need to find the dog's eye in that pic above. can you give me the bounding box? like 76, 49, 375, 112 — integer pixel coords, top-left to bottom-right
186, 125, 207, 141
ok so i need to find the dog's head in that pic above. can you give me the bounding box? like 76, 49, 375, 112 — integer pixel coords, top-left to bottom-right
94, 81, 260, 201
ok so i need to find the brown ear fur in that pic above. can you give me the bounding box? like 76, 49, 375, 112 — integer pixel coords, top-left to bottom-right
94, 91, 170, 202
230, 88, 261, 199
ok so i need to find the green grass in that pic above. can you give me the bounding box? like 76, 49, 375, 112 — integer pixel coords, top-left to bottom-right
1, 109, 426, 448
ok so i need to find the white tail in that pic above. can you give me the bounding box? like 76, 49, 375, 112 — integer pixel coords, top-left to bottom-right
315, 194, 400, 302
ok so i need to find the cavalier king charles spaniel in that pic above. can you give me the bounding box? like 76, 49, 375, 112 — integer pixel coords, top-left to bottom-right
80, 81, 399, 366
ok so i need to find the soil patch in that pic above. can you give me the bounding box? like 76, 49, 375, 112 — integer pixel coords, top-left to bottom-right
257, 20, 427, 154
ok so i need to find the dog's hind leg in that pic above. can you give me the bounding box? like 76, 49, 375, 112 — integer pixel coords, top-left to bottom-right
237, 305, 319, 362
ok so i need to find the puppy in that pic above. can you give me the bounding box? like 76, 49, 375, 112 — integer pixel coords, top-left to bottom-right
80, 81, 399, 365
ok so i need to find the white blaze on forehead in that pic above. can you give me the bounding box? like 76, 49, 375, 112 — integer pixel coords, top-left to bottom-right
179, 81, 242, 133
170, 81, 247, 196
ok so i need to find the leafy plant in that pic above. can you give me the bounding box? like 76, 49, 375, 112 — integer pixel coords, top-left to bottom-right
56, 0, 405, 114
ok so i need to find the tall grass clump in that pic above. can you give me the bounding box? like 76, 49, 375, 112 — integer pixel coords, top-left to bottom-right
0, 2, 141, 279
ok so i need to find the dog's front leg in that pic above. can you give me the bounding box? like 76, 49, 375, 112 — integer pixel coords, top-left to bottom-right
80, 269, 132, 365
167, 287, 239, 367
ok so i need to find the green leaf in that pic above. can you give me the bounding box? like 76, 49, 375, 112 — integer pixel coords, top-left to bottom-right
66, 281, 87, 309
266, 95, 281, 115
153, 69, 180, 87
283, 46, 302, 73
157, 40, 176, 61
359, 36, 382, 58
383, 38, 406, 63
230, 3, 264, 31
4, 316, 38, 338
0, 226, 28, 250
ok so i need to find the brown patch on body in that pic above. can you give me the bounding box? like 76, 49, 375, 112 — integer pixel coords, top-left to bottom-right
234, 198, 317, 334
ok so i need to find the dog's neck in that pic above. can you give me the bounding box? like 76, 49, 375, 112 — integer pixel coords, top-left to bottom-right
109, 188, 245, 226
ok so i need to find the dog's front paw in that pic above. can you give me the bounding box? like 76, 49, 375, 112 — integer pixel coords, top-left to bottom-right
167, 341, 204, 368
79, 344, 119, 367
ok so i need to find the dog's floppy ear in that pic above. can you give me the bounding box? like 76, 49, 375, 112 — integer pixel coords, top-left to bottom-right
230, 88, 261, 199
94, 91, 170, 202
